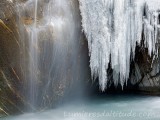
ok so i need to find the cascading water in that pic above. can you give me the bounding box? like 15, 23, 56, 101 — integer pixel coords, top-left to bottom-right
14, 0, 160, 100
15, 0, 160, 103
28, 0, 38, 107
16, 0, 90, 110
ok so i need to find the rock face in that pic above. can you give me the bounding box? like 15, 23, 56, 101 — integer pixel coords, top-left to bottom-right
0, 0, 25, 116
120, 35, 160, 95
1, 0, 91, 115
15, 0, 91, 110
133, 47, 160, 94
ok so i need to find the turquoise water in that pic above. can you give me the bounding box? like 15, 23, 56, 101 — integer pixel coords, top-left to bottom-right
3, 95, 160, 120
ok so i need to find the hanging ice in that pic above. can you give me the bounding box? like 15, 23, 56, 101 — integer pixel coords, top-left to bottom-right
79, 0, 160, 91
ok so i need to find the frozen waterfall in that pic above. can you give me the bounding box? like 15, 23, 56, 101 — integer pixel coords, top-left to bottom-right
79, 0, 160, 91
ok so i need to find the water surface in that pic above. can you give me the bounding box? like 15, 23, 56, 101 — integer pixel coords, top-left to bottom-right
3, 94, 160, 120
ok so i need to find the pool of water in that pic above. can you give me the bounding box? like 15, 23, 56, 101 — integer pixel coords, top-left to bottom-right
2, 94, 160, 120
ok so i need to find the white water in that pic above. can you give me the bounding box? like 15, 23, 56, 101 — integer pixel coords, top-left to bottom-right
4, 95, 160, 120
79, 0, 160, 91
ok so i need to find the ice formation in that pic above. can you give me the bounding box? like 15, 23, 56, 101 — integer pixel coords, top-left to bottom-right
79, 0, 160, 91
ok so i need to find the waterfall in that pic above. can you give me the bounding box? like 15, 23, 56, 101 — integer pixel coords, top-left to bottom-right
79, 0, 160, 91
28, 0, 38, 107
14, 0, 160, 108
16, 0, 89, 110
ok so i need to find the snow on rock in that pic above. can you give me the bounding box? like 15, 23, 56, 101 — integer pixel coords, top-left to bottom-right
79, 0, 160, 91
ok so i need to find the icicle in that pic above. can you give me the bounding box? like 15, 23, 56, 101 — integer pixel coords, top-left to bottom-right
79, 0, 160, 90
143, 0, 160, 57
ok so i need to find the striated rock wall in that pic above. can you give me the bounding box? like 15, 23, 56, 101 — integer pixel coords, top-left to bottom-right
0, 0, 91, 116
0, 0, 25, 116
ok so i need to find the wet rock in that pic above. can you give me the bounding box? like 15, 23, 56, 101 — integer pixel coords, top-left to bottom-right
130, 45, 160, 95
0, 0, 24, 116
